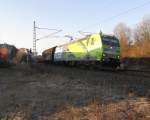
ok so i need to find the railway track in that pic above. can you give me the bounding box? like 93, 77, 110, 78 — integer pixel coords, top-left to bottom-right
122, 68, 150, 73
45, 62, 150, 73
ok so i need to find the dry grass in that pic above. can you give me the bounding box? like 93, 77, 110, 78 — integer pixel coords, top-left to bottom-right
1, 97, 150, 120
0, 64, 150, 120
46, 97, 150, 120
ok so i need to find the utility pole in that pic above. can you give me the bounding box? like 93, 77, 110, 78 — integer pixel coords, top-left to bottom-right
32, 21, 62, 56
33, 21, 37, 56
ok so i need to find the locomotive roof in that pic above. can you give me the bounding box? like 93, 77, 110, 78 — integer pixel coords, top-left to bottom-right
57, 33, 117, 47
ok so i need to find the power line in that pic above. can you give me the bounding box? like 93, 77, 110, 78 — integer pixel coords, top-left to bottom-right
33, 21, 62, 56
101, 0, 150, 23
36, 30, 62, 41
36, 27, 61, 31
75, 0, 150, 34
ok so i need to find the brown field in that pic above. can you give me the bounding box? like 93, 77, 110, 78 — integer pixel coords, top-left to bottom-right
0, 63, 150, 120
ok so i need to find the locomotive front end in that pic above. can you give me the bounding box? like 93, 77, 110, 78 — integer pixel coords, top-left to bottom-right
101, 35, 121, 67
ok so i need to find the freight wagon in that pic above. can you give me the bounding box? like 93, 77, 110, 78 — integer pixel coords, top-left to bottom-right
0, 44, 32, 66
42, 32, 121, 68
0, 44, 17, 65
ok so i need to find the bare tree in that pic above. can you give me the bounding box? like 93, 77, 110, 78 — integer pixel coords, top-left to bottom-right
134, 17, 150, 57
114, 23, 131, 58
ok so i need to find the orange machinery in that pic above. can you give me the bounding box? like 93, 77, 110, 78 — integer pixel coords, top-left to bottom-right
0, 48, 9, 63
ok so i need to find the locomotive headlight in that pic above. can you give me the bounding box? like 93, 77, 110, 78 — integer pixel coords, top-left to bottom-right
103, 54, 106, 57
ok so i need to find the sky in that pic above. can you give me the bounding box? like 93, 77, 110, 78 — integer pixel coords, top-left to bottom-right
0, 0, 150, 54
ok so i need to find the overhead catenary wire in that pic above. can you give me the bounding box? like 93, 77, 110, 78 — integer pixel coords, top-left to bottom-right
100, 0, 150, 23
36, 30, 62, 41
74, 0, 150, 35
36, 27, 62, 32
33, 21, 62, 55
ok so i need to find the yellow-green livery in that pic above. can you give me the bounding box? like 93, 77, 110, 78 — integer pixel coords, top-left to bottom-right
42, 32, 121, 67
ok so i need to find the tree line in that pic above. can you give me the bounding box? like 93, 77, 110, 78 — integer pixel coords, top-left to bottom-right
114, 16, 150, 58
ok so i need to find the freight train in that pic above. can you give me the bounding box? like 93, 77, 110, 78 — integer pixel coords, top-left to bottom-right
42, 33, 121, 68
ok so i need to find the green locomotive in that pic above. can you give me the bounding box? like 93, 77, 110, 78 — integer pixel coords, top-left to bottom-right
42, 32, 121, 67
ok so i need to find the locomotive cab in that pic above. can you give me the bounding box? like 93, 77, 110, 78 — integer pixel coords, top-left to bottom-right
101, 35, 120, 67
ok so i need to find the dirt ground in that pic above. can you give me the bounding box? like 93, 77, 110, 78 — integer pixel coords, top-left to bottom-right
0, 63, 150, 119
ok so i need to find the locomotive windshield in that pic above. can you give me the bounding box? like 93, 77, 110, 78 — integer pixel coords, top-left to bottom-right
102, 36, 119, 47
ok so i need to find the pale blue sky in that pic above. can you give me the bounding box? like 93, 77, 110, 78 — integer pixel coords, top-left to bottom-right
0, 0, 150, 54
